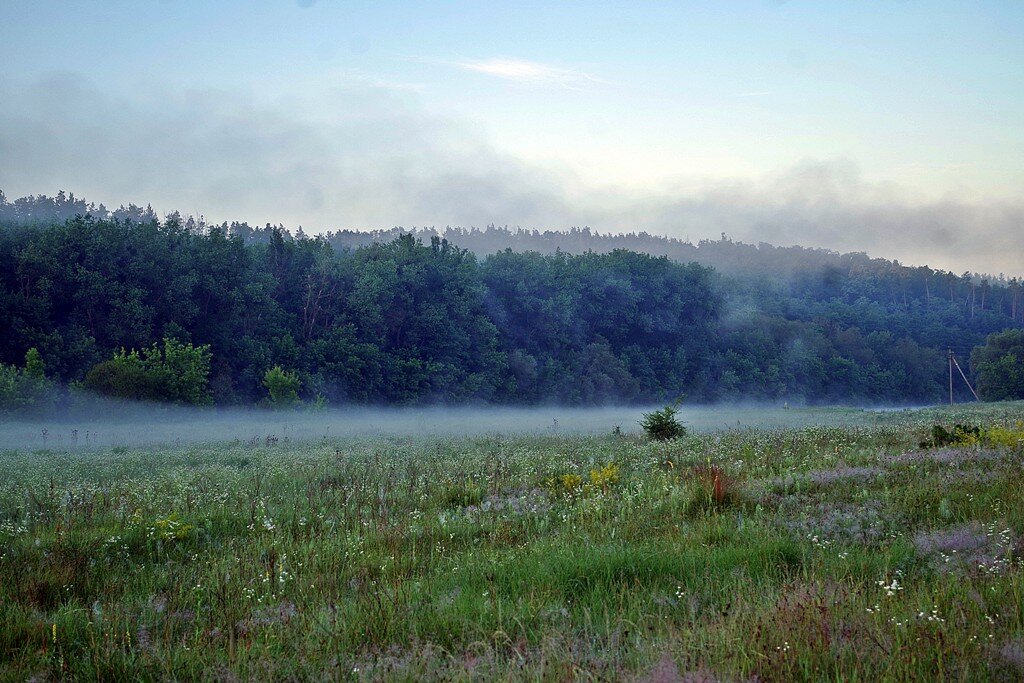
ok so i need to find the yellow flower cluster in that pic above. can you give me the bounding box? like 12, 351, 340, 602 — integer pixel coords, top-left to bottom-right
983, 424, 1024, 450
544, 463, 620, 497
587, 462, 620, 493
151, 513, 195, 542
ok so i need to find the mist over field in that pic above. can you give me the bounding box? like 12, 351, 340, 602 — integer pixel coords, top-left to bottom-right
0, 402, 881, 452
4, 3, 1024, 681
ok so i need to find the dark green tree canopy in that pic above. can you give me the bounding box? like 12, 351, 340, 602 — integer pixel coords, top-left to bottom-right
1, 190, 1022, 408
971, 329, 1024, 401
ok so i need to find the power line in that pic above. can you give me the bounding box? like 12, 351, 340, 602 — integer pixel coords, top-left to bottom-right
948, 348, 980, 404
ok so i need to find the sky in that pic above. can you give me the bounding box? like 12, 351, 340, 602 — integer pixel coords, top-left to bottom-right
1, 0, 1022, 274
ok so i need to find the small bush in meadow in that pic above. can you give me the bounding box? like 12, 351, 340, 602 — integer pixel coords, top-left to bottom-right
640, 405, 687, 441
918, 423, 980, 449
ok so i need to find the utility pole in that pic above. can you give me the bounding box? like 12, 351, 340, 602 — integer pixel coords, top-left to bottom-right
948, 348, 954, 405
951, 352, 981, 402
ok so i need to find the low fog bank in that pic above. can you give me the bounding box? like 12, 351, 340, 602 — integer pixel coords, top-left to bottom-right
0, 401, 898, 452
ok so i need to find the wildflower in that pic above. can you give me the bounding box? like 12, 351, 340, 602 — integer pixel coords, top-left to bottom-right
877, 574, 903, 597
588, 463, 620, 492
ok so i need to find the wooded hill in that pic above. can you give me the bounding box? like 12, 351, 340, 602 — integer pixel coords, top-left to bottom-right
1, 191, 1021, 407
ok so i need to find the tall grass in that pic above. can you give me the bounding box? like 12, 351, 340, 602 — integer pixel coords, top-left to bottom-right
1, 403, 1023, 680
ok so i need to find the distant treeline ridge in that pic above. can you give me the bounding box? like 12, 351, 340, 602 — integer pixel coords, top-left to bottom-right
1, 190, 1022, 407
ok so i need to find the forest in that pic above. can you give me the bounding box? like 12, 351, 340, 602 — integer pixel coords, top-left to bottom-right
1, 190, 1022, 409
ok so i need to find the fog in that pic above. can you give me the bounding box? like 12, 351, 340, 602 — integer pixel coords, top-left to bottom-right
0, 403, 881, 452
2, 76, 1021, 276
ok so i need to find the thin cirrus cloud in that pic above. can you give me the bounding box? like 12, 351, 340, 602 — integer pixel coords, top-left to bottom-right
454, 58, 606, 89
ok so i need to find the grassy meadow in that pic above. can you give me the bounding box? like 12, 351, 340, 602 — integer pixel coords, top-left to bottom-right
2, 403, 1024, 681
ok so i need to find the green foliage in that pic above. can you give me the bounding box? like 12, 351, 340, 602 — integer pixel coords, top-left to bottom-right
83, 338, 212, 405
440, 479, 484, 508
640, 405, 687, 441
0, 403, 1022, 679
159, 338, 214, 405
147, 514, 195, 543
262, 365, 301, 407
83, 351, 155, 402
0, 364, 31, 413
918, 423, 981, 449
588, 462, 620, 492
0, 348, 56, 414
971, 328, 1024, 401
543, 472, 585, 497
920, 422, 1024, 451
982, 424, 1024, 450
1, 197, 1023, 407
23, 348, 45, 380
684, 464, 742, 515
543, 464, 621, 497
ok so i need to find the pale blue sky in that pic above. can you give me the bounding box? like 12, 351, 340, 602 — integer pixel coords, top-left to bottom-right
1, 1, 1022, 271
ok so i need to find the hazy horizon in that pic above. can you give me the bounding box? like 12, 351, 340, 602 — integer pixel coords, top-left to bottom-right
2, 1, 1023, 275
6, 186, 1024, 281
0, 402, 899, 452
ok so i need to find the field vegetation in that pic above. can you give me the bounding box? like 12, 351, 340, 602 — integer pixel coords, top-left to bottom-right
2, 403, 1024, 680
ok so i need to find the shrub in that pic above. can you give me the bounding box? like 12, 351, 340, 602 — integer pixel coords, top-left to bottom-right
970, 329, 1024, 401
640, 405, 687, 441
310, 392, 328, 411
263, 365, 301, 407
84, 352, 160, 402
84, 338, 212, 405
919, 423, 1024, 450
160, 338, 214, 405
0, 365, 23, 411
919, 424, 981, 449
0, 348, 57, 414
23, 348, 45, 380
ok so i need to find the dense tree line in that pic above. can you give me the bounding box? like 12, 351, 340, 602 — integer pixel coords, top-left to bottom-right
319, 225, 1024, 323
971, 330, 1024, 402
1, 191, 1021, 408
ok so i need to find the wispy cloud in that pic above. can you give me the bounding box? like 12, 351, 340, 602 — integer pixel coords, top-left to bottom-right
455, 58, 605, 89
1, 76, 1020, 276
